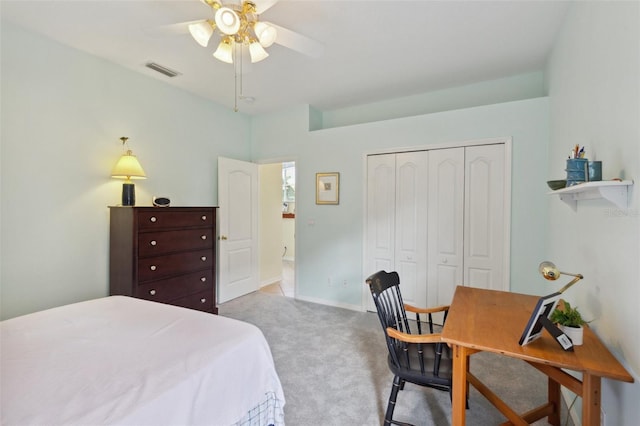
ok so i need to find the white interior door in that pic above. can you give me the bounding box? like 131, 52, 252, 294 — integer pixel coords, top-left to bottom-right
394, 151, 428, 308
365, 152, 428, 310
218, 157, 259, 303
427, 148, 464, 307
365, 154, 395, 311
464, 144, 505, 290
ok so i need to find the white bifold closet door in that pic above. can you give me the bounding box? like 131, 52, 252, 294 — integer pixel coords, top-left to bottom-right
366, 143, 507, 311
426, 147, 464, 308
463, 144, 506, 292
366, 151, 428, 309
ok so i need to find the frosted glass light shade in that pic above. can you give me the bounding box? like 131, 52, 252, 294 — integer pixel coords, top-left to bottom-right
215, 7, 240, 35
213, 38, 234, 63
111, 150, 146, 180
249, 41, 269, 63
254, 21, 277, 47
188, 20, 214, 47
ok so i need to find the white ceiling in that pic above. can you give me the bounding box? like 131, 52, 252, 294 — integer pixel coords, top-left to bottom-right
1, 0, 571, 115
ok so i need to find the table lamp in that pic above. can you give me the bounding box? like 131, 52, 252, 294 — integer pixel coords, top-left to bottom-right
538, 261, 583, 294
111, 137, 146, 206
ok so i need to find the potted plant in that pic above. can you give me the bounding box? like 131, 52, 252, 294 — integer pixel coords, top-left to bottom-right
550, 301, 587, 345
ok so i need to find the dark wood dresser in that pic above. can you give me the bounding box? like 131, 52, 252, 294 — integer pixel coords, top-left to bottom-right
109, 206, 218, 314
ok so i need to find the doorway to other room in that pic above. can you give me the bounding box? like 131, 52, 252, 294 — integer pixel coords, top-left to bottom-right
259, 161, 295, 297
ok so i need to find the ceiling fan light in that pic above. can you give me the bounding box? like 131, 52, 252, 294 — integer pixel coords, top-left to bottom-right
213, 37, 234, 63
249, 40, 269, 63
188, 20, 214, 47
215, 7, 241, 35
254, 21, 277, 47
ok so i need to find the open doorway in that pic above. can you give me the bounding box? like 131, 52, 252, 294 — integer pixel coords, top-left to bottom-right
258, 161, 295, 297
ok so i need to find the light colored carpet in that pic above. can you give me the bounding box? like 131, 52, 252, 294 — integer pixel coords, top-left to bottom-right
219, 291, 573, 426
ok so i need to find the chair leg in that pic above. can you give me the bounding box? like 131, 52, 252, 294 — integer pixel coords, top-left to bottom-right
384, 376, 403, 425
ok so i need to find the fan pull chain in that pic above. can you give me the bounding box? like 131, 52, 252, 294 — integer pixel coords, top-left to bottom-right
233, 43, 239, 112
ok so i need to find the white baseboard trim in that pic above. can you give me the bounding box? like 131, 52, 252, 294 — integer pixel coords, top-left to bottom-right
260, 275, 282, 288
295, 294, 364, 312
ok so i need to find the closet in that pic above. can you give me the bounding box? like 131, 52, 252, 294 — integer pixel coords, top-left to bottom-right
365, 142, 508, 310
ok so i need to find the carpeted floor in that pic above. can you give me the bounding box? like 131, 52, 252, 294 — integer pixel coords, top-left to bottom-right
219, 291, 574, 426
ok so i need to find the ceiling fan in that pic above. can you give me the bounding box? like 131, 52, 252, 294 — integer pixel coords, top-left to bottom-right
183, 0, 323, 64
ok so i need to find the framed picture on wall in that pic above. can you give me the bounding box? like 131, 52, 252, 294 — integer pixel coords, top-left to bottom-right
316, 172, 339, 205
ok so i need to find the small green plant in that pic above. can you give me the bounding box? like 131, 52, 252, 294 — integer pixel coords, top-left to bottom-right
550, 301, 586, 328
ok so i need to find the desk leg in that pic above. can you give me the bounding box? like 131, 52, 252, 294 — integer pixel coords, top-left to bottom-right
547, 377, 561, 426
451, 344, 468, 426
582, 374, 602, 426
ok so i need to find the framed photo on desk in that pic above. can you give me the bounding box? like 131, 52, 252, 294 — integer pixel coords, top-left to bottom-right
518, 292, 561, 346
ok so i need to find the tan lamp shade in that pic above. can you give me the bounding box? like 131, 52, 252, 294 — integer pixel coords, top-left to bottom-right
111, 150, 146, 180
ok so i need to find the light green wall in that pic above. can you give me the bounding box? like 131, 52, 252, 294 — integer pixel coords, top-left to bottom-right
321, 71, 547, 129
0, 22, 251, 319
545, 1, 639, 422
252, 97, 550, 309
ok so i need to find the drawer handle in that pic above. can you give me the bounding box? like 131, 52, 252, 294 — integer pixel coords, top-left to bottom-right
201, 215, 207, 221
150, 217, 157, 223
150, 265, 157, 271
200, 298, 207, 303
149, 289, 156, 296
200, 277, 207, 282
201, 235, 207, 240
150, 240, 157, 246
201, 256, 207, 262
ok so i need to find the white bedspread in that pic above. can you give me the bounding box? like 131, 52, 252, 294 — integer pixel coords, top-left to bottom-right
1, 296, 285, 426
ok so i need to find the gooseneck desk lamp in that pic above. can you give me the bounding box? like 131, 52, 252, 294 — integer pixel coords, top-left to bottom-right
111, 137, 146, 206
519, 261, 584, 351
538, 261, 584, 294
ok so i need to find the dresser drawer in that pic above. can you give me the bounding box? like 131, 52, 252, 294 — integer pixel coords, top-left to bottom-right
135, 270, 213, 302
137, 210, 214, 230
138, 249, 213, 282
138, 228, 213, 257
171, 290, 214, 313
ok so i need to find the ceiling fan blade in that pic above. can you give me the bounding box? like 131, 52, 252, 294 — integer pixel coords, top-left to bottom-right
254, 0, 280, 14
265, 22, 324, 58
145, 20, 205, 37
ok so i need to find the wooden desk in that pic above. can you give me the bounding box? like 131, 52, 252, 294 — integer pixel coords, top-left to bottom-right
441, 286, 634, 426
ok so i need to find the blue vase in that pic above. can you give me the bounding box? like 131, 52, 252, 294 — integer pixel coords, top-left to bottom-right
566, 158, 588, 187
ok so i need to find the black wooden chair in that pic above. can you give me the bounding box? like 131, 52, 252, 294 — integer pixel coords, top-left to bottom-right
366, 270, 452, 426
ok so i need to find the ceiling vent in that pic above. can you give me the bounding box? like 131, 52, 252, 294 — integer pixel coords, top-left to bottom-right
145, 62, 181, 78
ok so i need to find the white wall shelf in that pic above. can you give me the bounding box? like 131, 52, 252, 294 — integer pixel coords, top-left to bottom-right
549, 180, 633, 211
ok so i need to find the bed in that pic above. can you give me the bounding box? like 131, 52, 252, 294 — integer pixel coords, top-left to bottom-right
1, 296, 285, 426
